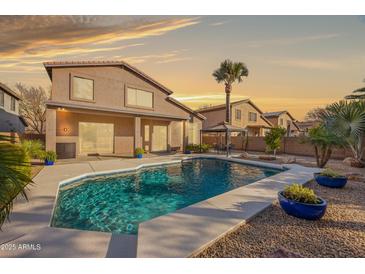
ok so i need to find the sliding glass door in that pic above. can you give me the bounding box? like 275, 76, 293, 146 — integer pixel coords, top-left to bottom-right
79, 122, 114, 154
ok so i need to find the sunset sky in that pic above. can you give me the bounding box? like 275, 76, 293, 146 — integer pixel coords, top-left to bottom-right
1, 15, 364, 120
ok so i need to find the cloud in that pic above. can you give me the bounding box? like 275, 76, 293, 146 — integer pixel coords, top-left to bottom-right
269, 58, 341, 70
0, 16, 199, 61
117, 49, 191, 65
210, 21, 229, 26
246, 33, 340, 48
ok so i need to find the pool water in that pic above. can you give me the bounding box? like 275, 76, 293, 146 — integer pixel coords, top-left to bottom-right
51, 158, 281, 234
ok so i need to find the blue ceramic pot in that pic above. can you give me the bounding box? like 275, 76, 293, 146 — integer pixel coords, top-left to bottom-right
314, 173, 347, 188
185, 150, 192, 154
136, 154, 143, 159
278, 191, 327, 220
44, 160, 54, 166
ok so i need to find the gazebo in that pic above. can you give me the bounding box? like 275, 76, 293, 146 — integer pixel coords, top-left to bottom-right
200, 122, 247, 156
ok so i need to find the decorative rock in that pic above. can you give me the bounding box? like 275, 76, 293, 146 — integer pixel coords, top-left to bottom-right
240, 152, 250, 158
282, 156, 296, 164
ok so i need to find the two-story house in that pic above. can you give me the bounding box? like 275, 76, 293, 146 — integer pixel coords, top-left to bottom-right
262, 111, 300, 136
0, 82, 27, 136
44, 61, 205, 159
197, 99, 272, 136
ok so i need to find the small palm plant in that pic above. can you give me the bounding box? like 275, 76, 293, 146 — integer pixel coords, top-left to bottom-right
213, 60, 249, 156
320, 100, 365, 166
0, 135, 32, 228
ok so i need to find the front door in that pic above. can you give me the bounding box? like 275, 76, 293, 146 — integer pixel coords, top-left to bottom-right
151, 125, 167, 152
79, 122, 114, 154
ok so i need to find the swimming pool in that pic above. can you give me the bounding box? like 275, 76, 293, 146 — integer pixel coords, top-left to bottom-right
51, 158, 282, 234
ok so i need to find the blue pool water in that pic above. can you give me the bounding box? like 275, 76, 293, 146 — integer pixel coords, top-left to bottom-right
51, 158, 281, 234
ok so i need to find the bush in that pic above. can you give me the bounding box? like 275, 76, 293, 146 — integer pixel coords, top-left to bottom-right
282, 184, 321, 204
21, 140, 44, 159
135, 147, 144, 155
185, 144, 211, 153
41, 151, 57, 162
320, 168, 342, 178
264, 127, 286, 156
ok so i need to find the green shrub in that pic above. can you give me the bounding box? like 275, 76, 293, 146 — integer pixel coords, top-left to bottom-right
320, 168, 342, 178
264, 127, 286, 156
282, 184, 321, 204
185, 144, 211, 153
135, 147, 144, 155
41, 150, 57, 162
21, 140, 44, 159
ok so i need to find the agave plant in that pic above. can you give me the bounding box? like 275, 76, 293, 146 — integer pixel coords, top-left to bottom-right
0, 135, 32, 228
320, 100, 365, 166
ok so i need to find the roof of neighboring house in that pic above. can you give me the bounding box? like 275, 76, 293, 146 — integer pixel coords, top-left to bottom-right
0, 82, 21, 100
0, 108, 27, 133
196, 99, 273, 127
263, 110, 296, 121
43, 60, 205, 121
296, 120, 320, 130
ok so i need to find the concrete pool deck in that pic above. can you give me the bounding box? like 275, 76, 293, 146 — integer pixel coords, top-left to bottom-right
0, 154, 320, 258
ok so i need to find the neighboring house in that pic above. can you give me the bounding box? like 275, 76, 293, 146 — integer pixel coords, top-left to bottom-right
296, 120, 320, 136
197, 99, 272, 136
0, 82, 27, 136
262, 111, 300, 136
44, 61, 205, 159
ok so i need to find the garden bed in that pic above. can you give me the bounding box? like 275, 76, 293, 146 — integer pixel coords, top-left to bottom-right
195, 177, 365, 258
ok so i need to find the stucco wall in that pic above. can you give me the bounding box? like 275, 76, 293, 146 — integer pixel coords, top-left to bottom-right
50, 66, 190, 119
56, 110, 135, 156
231, 103, 269, 128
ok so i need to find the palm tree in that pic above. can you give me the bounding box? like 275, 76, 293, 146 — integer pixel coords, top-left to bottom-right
345, 79, 365, 100
213, 60, 249, 156
320, 100, 365, 166
0, 135, 32, 228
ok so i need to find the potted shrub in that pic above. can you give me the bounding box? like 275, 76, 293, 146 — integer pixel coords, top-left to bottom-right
135, 147, 144, 159
185, 144, 194, 154
314, 168, 348, 188
278, 184, 327, 220
42, 150, 57, 166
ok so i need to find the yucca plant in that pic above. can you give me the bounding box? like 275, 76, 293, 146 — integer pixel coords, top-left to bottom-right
0, 135, 32, 228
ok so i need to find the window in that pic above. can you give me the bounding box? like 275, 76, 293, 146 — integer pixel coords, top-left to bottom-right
126, 87, 153, 108
249, 112, 257, 122
0, 90, 4, 107
235, 109, 241, 120
72, 76, 94, 101
280, 118, 284, 125
10, 97, 16, 111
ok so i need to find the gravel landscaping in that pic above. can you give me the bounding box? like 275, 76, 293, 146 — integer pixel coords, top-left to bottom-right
195, 159, 365, 258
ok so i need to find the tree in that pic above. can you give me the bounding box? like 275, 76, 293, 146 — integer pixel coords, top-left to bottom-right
305, 125, 344, 168
264, 127, 286, 157
212, 59, 249, 156
0, 135, 32, 228
345, 78, 365, 100
305, 107, 325, 121
320, 100, 365, 166
16, 83, 48, 134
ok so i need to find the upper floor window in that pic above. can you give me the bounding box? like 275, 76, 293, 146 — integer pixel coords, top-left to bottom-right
126, 87, 153, 109
235, 109, 241, 120
249, 112, 257, 122
10, 97, 16, 111
72, 76, 94, 101
0, 90, 4, 107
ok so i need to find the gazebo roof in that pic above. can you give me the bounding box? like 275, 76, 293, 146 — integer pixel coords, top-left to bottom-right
201, 122, 247, 132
